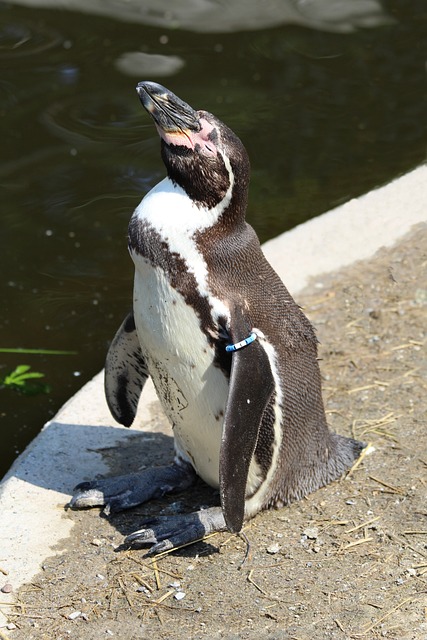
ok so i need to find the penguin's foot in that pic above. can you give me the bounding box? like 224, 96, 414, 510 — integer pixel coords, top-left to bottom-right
123, 506, 227, 556
69, 461, 197, 513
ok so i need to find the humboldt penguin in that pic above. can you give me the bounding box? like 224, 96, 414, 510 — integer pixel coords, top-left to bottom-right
70, 81, 363, 555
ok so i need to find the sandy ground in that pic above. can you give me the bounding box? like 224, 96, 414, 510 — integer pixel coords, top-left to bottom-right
1, 223, 426, 640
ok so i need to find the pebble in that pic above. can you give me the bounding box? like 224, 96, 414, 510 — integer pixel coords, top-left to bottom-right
136, 585, 151, 598
68, 610, 82, 620
415, 288, 427, 305
174, 591, 186, 601
1, 583, 13, 593
91, 538, 103, 547
7, 623, 17, 630
169, 580, 181, 588
303, 527, 319, 540
266, 543, 281, 554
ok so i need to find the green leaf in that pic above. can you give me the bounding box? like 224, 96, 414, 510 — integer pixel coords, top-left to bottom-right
12, 364, 31, 376
0, 348, 77, 355
2, 364, 46, 390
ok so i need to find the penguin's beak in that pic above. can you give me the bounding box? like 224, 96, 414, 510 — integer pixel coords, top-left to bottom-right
136, 81, 201, 135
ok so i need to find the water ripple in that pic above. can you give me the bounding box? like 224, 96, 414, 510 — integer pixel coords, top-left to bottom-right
0, 19, 62, 59
41, 93, 144, 145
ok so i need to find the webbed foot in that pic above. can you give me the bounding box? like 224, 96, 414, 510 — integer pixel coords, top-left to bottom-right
69, 461, 196, 513
123, 506, 227, 555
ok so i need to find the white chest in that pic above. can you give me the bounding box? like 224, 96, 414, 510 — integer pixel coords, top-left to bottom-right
131, 250, 229, 489
128, 178, 235, 487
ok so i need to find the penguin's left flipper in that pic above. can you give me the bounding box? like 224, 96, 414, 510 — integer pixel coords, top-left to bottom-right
123, 507, 226, 556
220, 313, 275, 534
104, 311, 149, 427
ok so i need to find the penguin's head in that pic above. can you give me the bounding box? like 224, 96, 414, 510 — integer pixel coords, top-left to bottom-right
136, 81, 250, 215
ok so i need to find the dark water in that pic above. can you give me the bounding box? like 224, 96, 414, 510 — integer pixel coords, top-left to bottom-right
1, 0, 426, 477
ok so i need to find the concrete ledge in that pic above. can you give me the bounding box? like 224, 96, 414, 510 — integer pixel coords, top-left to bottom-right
0, 164, 426, 627
263, 165, 427, 293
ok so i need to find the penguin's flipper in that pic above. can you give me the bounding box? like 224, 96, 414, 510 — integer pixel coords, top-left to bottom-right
105, 311, 149, 426
220, 316, 275, 534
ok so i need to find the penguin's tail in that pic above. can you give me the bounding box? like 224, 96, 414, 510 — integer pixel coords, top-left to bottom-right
327, 433, 366, 480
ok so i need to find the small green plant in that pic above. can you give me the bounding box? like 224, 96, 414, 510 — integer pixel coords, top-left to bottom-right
0, 364, 51, 395
0, 347, 76, 395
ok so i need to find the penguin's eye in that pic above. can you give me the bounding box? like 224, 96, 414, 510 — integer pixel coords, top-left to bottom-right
194, 140, 217, 157
202, 142, 216, 156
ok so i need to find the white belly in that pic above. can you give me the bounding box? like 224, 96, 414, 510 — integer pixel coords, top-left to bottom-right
132, 254, 229, 488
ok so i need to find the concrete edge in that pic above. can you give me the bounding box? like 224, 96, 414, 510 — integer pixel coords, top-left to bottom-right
0, 164, 426, 627
262, 164, 427, 292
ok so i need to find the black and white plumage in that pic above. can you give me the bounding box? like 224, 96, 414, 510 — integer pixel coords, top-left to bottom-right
70, 82, 363, 554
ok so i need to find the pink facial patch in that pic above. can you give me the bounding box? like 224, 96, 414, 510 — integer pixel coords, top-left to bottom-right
157, 116, 217, 156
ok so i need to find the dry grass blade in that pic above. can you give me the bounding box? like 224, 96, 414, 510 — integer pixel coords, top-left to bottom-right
2, 612, 52, 620
153, 589, 174, 605
345, 517, 380, 534
334, 618, 346, 633
369, 475, 405, 494
149, 531, 220, 559
391, 341, 423, 350
152, 559, 161, 590
359, 597, 418, 635
351, 413, 399, 441
247, 570, 268, 596
404, 530, 427, 535
132, 573, 154, 592
118, 576, 134, 608
387, 532, 427, 559
130, 555, 181, 580
345, 443, 374, 478
348, 384, 378, 394
342, 537, 373, 550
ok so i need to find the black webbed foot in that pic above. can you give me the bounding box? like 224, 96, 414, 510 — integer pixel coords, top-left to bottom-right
123, 506, 227, 555
69, 461, 196, 513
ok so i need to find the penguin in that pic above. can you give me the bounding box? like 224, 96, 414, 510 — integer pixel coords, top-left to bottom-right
70, 81, 363, 555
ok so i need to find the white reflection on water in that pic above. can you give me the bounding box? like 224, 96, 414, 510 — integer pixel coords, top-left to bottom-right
7, 0, 393, 34
115, 52, 185, 78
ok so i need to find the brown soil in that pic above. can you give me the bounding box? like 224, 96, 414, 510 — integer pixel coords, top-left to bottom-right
3, 223, 427, 640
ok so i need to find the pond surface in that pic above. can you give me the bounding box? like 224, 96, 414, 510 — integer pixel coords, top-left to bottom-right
1, 0, 426, 477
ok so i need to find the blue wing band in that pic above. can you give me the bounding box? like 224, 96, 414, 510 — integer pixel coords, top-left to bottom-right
225, 332, 257, 353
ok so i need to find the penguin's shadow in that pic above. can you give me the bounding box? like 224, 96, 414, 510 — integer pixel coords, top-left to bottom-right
90, 428, 221, 553
10, 419, 220, 557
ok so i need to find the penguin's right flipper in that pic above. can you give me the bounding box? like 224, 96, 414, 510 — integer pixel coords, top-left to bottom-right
105, 311, 149, 426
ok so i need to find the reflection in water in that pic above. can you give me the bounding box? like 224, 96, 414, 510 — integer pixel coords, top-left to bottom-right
42, 94, 143, 145
115, 52, 185, 78
0, 19, 61, 57
7, 0, 392, 33
0, 1, 426, 476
